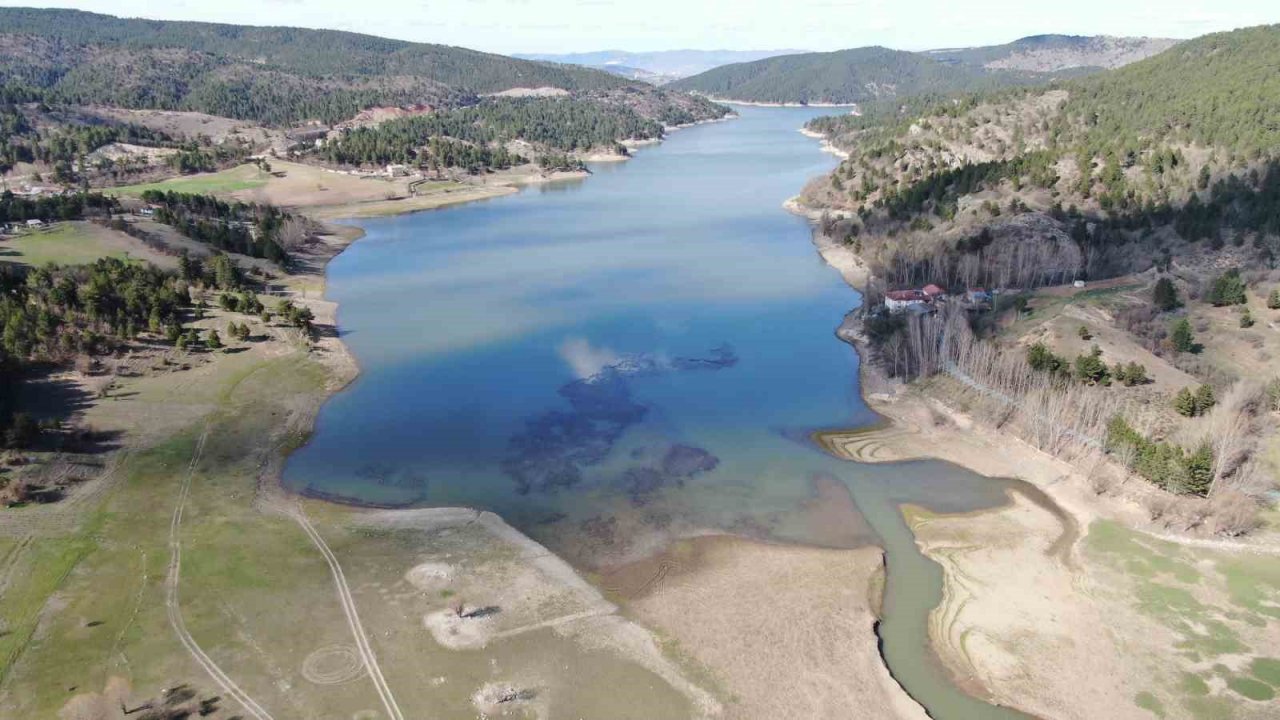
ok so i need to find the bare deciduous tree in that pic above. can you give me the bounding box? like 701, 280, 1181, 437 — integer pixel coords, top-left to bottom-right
1209, 490, 1262, 537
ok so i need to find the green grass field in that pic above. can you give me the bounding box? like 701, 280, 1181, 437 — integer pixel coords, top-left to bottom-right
109, 164, 269, 197
0, 223, 131, 266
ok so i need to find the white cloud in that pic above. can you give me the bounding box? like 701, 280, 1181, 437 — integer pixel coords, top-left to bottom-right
557, 337, 622, 379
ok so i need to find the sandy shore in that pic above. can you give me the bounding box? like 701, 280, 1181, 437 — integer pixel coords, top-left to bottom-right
798, 128, 851, 159
576, 114, 737, 162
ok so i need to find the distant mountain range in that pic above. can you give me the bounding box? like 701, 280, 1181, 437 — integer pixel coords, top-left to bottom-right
514, 50, 808, 84
669, 35, 1179, 104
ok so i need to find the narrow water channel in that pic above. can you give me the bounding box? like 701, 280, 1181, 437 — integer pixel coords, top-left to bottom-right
285, 105, 1034, 719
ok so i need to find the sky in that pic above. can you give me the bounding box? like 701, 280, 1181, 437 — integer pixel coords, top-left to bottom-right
2, 0, 1276, 54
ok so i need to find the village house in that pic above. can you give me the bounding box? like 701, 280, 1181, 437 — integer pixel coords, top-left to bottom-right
883, 283, 948, 313
25, 219, 45, 228
965, 288, 993, 304
884, 289, 930, 312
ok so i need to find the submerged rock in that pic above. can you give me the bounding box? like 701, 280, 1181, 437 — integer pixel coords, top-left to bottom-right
661, 444, 720, 478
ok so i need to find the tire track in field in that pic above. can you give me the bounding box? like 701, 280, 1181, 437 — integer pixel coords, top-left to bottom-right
166, 422, 275, 720
0, 535, 34, 599
291, 507, 404, 720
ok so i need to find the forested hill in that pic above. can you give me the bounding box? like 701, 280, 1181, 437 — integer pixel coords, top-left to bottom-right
0, 7, 726, 127
669, 46, 1060, 105
798, 23, 1280, 290
669, 35, 1175, 105
0, 7, 626, 93
927, 35, 1179, 72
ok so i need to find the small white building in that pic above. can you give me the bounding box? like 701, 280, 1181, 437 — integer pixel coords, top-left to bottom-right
25, 219, 45, 228
386, 164, 409, 177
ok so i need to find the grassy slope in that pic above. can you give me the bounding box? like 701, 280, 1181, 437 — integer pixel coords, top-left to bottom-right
0, 221, 181, 269
109, 164, 271, 197
106, 161, 520, 219
0, 352, 359, 717
0, 223, 129, 266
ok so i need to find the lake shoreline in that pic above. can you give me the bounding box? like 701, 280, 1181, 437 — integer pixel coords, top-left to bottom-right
279, 107, 1043, 720
710, 96, 861, 109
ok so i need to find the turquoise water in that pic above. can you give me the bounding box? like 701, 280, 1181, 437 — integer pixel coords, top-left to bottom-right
285, 106, 1031, 719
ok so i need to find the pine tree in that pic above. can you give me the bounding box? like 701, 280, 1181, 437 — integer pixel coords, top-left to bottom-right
1206, 269, 1247, 306
1153, 277, 1180, 311
1170, 318, 1195, 353
206, 329, 223, 349
1267, 288, 1280, 310
1184, 443, 1215, 496
1174, 387, 1198, 417
1194, 384, 1216, 415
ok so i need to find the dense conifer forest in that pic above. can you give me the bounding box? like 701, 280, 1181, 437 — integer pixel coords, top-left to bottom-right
319, 98, 662, 166
141, 191, 298, 264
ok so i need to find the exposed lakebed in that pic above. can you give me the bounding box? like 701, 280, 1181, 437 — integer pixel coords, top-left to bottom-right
285, 106, 1034, 719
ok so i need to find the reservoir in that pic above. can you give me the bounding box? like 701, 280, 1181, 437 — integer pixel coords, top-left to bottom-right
285, 105, 1033, 719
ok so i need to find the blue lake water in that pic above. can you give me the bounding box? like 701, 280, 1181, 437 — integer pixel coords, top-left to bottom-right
285, 106, 1033, 719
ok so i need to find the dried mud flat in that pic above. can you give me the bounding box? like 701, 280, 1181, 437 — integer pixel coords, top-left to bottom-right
620, 535, 928, 720
909, 493, 1143, 719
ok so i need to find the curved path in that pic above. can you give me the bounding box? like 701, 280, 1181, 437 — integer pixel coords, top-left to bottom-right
166, 422, 276, 720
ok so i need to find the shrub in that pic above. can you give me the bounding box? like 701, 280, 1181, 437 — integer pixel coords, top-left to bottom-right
1210, 491, 1261, 537
1026, 342, 1067, 375
1240, 308, 1255, 328
1074, 345, 1111, 385
1115, 361, 1149, 386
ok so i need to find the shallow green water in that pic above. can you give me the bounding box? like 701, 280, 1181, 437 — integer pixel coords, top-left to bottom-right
286, 106, 1034, 718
